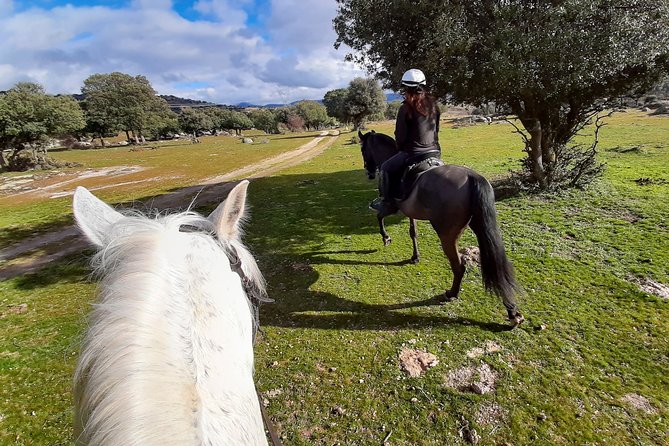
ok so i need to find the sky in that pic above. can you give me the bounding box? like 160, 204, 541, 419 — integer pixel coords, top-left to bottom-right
0, 0, 366, 105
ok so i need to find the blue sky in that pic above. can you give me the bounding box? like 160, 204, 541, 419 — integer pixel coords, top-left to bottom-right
0, 0, 364, 104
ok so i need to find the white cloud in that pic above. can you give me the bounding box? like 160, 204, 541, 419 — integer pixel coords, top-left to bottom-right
267, 0, 340, 52
0, 0, 363, 104
194, 0, 250, 27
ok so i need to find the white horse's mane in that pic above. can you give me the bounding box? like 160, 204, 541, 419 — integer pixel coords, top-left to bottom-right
73, 184, 268, 446
90, 209, 266, 309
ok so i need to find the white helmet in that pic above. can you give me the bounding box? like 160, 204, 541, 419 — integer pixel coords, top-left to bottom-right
401, 69, 426, 88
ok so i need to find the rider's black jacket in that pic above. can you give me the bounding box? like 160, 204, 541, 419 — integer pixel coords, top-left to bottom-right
394, 102, 441, 156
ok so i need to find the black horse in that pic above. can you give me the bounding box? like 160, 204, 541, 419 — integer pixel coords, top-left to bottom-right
359, 130, 524, 326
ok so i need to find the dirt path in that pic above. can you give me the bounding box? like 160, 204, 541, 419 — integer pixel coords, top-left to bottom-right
0, 132, 339, 280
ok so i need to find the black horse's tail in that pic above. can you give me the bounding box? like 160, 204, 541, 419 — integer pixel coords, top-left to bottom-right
468, 175, 520, 317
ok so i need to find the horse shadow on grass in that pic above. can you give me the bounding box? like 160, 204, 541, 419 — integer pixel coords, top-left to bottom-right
244, 171, 512, 333
258, 258, 510, 333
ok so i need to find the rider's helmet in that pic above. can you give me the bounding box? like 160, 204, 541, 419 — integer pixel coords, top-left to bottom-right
400, 69, 426, 88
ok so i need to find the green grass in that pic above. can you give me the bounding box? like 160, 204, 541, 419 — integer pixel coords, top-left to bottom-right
1, 111, 667, 445
0, 131, 322, 246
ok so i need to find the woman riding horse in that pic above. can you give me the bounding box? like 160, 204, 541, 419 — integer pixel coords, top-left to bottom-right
370, 69, 442, 214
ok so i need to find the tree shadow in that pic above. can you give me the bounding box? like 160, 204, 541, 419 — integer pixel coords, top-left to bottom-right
9, 253, 90, 290
0, 216, 74, 251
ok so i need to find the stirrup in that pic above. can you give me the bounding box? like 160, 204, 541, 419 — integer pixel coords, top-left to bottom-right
369, 197, 397, 214
369, 197, 384, 211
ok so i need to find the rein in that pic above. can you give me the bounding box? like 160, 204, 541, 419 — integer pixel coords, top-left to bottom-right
226, 244, 283, 446
257, 389, 284, 446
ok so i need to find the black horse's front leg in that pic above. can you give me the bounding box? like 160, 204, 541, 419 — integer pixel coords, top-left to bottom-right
377, 213, 392, 246
409, 218, 420, 263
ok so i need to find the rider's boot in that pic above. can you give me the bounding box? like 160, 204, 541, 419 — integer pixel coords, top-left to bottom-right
369, 171, 398, 215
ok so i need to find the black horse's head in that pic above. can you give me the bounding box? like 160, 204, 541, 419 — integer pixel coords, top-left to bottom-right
359, 130, 398, 180
359, 130, 378, 179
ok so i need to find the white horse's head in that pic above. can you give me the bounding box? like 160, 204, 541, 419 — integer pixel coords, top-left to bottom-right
72, 181, 268, 446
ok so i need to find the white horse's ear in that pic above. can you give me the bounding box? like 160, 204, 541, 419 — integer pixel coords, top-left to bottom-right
73, 186, 124, 248
208, 180, 249, 241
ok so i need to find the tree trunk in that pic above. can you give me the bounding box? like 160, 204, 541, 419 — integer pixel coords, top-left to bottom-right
99, 136, 106, 147
125, 130, 131, 142
514, 95, 549, 189
527, 120, 547, 188
540, 126, 556, 165
0, 150, 9, 169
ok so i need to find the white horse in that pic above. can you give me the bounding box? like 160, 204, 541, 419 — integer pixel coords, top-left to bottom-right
72, 181, 269, 446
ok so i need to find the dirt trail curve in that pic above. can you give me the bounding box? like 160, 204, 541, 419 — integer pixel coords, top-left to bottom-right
0, 132, 338, 280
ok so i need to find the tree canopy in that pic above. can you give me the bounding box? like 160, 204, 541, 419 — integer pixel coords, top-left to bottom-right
294, 100, 329, 130
343, 77, 386, 129
384, 100, 402, 120
82, 72, 173, 143
335, 0, 669, 188
0, 82, 85, 171
219, 110, 253, 135
323, 88, 350, 123
178, 107, 213, 136
248, 109, 279, 134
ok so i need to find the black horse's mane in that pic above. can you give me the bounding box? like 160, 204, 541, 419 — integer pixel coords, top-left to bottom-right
371, 131, 396, 147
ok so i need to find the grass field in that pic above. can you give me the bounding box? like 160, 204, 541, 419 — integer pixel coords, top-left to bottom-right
1, 111, 667, 445
0, 130, 322, 246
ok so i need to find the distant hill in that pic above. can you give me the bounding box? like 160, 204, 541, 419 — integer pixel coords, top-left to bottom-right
236, 99, 325, 109
56, 92, 403, 110
159, 95, 220, 109
65, 93, 221, 109
237, 95, 402, 109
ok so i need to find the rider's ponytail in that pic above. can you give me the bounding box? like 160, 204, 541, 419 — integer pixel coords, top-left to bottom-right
404, 88, 438, 119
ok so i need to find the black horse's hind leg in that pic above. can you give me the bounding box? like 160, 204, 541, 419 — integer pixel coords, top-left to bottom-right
409, 218, 420, 263
377, 213, 392, 246
436, 228, 466, 301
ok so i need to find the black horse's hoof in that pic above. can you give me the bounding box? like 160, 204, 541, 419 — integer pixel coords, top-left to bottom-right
383, 237, 392, 246
436, 291, 459, 304
509, 312, 525, 328
411, 256, 420, 264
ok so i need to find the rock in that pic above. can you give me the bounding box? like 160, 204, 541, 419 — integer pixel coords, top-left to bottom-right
446, 363, 499, 394
242, 138, 254, 144
4, 304, 28, 315
620, 393, 657, 414
460, 246, 480, 266
265, 388, 283, 398
399, 348, 439, 377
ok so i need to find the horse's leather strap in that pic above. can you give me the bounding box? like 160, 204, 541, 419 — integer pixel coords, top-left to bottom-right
257, 388, 284, 446
225, 246, 281, 445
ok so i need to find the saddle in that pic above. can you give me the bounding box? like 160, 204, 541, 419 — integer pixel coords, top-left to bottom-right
393, 151, 444, 200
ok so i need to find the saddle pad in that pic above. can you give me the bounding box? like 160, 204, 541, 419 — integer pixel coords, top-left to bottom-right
399, 157, 445, 199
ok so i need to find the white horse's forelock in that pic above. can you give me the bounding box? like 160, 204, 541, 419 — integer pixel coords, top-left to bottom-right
74, 208, 268, 446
